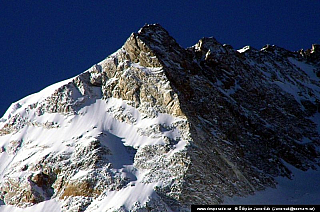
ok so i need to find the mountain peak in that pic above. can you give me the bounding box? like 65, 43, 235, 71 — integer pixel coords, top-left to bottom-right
135, 23, 183, 55
137, 23, 168, 35
1, 25, 320, 211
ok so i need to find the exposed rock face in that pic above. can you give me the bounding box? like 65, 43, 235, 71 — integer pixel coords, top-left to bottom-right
0, 24, 319, 211
299, 43, 320, 64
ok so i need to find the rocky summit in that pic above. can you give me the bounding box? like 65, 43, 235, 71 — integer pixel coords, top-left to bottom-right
0, 24, 319, 211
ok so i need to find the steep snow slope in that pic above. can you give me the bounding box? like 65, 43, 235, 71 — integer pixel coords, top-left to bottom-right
1, 24, 320, 211
224, 160, 320, 204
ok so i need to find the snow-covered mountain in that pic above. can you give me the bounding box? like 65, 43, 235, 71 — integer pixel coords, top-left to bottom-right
0, 24, 319, 211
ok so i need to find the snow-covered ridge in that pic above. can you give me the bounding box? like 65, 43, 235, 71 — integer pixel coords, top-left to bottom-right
0, 78, 74, 125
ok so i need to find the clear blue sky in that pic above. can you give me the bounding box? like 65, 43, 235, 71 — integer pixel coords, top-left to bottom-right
1, 1, 319, 117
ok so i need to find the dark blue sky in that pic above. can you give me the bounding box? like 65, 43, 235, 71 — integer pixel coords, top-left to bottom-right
1, 1, 319, 117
